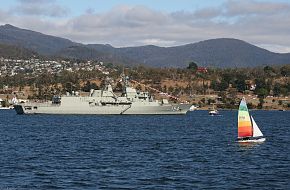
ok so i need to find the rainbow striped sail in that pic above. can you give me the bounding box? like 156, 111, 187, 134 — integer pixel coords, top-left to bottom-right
238, 98, 253, 138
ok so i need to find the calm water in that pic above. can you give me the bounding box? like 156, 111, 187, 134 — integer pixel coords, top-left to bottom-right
0, 110, 289, 189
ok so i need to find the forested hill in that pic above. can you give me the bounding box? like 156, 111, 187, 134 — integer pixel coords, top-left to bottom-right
1, 24, 290, 68
0, 24, 76, 55
113, 39, 290, 68
0, 43, 37, 59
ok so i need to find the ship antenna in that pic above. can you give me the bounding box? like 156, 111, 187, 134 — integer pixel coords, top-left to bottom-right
120, 67, 130, 96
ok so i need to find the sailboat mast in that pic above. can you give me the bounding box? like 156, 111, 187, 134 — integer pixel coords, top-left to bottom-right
250, 114, 254, 137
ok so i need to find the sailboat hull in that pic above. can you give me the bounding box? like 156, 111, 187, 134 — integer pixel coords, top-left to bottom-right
238, 137, 266, 143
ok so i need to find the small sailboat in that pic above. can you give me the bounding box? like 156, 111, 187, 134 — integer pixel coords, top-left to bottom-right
189, 104, 198, 111
209, 104, 219, 116
238, 98, 266, 143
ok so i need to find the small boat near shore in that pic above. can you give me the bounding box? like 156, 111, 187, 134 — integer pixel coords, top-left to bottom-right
189, 105, 198, 111
209, 109, 219, 116
0, 106, 14, 110
209, 104, 219, 116
0, 98, 14, 110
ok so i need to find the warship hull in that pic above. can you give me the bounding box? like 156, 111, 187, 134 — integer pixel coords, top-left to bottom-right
14, 97, 190, 115
14, 103, 189, 115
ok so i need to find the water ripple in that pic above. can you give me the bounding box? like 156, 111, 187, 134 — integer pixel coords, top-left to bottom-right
0, 110, 289, 189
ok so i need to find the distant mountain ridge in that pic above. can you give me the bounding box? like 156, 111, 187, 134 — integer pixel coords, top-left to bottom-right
0, 24, 76, 55
1, 24, 290, 68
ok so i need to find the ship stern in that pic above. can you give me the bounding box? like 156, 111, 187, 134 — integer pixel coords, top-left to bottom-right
13, 104, 25, 114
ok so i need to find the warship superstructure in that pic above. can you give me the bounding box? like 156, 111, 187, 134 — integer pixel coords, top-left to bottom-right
14, 76, 190, 115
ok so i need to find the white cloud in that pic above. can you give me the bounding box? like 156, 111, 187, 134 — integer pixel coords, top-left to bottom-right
259, 44, 290, 53
0, 10, 9, 24
11, 0, 69, 17
225, 0, 290, 16
136, 39, 176, 47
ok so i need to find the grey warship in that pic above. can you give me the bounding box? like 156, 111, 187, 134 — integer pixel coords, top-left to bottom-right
14, 76, 190, 115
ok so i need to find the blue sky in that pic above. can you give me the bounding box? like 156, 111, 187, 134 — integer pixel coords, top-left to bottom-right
3, 0, 289, 14
61, 0, 226, 14
1, 0, 290, 52
2, 0, 227, 15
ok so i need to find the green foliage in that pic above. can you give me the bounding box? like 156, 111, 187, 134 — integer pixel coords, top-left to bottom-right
215, 80, 228, 91
247, 102, 255, 109
187, 61, 198, 72
263, 66, 276, 75
257, 98, 264, 109
82, 81, 91, 92
280, 65, 290, 76
82, 81, 99, 92
207, 99, 216, 105
254, 78, 270, 98
91, 83, 98, 90
0, 43, 37, 59
222, 72, 234, 84
256, 88, 269, 98
234, 75, 246, 92
103, 62, 114, 69
1, 100, 6, 107
273, 83, 282, 96
273, 83, 289, 96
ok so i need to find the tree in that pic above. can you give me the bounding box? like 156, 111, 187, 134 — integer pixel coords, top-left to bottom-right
263, 66, 276, 76
222, 72, 234, 85
255, 78, 270, 97
235, 75, 246, 92
273, 83, 282, 96
256, 88, 268, 98
217, 80, 228, 91
82, 81, 91, 92
272, 83, 288, 96
187, 61, 198, 72
280, 65, 290, 77
280, 87, 288, 96
257, 98, 264, 109
91, 82, 99, 90
210, 79, 218, 91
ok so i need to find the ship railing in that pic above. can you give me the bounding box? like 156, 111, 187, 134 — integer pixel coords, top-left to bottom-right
22, 102, 61, 107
